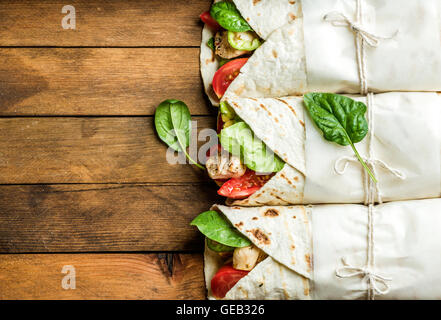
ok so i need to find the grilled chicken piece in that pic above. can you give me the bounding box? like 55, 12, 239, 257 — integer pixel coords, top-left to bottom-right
206, 151, 246, 180
233, 246, 267, 271
214, 31, 248, 59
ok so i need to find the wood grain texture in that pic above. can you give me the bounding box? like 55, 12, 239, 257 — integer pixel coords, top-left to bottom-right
0, 0, 210, 47
0, 184, 221, 252
0, 117, 216, 184
0, 253, 205, 300
0, 48, 213, 116
0, 0, 214, 300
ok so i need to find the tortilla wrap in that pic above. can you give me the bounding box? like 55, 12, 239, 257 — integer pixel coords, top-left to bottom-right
200, 0, 302, 106
223, 92, 441, 206
233, 0, 302, 40
224, 0, 441, 99
225, 96, 306, 206
205, 204, 312, 300
205, 198, 441, 299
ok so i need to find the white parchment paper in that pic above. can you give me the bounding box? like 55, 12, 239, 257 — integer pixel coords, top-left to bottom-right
303, 92, 441, 203
312, 199, 441, 300
302, 0, 441, 93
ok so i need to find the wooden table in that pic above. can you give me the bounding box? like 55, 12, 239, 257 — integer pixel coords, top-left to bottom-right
0, 0, 219, 299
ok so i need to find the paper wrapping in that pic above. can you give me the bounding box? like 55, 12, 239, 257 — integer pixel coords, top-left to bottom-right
312, 199, 441, 300
302, 0, 441, 93
225, 92, 441, 205
303, 92, 441, 203
224, 0, 441, 99
205, 199, 441, 299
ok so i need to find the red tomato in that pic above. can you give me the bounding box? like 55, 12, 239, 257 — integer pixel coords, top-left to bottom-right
206, 144, 222, 158
212, 58, 248, 98
211, 264, 249, 299
218, 170, 273, 199
200, 11, 221, 31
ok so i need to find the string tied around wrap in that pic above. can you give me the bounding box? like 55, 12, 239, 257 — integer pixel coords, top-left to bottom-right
336, 256, 392, 297
332, 94, 395, 299
323, 0, 398, 95
323, 11, 396, 47
335, 204, 392, 299
334, 156, 406, 203
333, 93, 406, 204
335, 156, 406, 180
324, 0, 398, 299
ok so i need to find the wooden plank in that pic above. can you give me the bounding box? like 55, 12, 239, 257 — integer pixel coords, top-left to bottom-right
0, 117, 216, 184
0, 0, 210, 47
0, 253, 205, 300
0, 184, 220, 252
0, 48, 212, 116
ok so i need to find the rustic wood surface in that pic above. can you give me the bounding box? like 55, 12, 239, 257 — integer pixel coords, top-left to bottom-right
0, 0, 209, 47
0, 117, 215, 183
0, 254, 205, 300
0, 48, 210, 116
0, 0, 214, 299
0, 184, 220, 252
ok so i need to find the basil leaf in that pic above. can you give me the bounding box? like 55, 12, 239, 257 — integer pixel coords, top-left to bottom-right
206, 238, 235, 252
303, 93, 377, 183
219, 121, 285, 173
210, 1, 252, 32
191, 211, 251, 248
154, 99, 190, 152
154, 99, 205, 170
303, 93, 368, 145
207, 37, 215, 51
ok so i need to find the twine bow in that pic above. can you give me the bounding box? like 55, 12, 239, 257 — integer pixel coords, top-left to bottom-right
336, 257, 392, 297
323, 11, 397, 47
323, 0, 399, 300
335, 156, 406, 180
323, 0, 397, 95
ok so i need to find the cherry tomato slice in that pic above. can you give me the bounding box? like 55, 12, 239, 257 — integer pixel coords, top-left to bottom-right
200, 11, 221, 31
211, 264, 249, 299
206, 144, 222, 158
212, 58, 248, 98
218, 170, 273, 200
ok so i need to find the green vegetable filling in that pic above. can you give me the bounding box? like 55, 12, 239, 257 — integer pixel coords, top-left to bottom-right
207, 238, 235, 252
207, 37, 215, 51
220, 121, 285, 173
210, 1, 252, 32
191, 210, 251, 249
227, 31, 261, 51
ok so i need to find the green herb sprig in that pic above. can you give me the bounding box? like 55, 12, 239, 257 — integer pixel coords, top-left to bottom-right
303, 93, 377, 183
154, 99, 205, 170
191, 210, 251, 248
210, 1, 252, 32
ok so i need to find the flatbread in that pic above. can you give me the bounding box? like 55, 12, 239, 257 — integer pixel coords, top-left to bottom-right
224, 96, 307, 206
200, 25, 221, 106
233, 0, 302, 39
205, 204, 313, 300
200, 0, 304, 105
